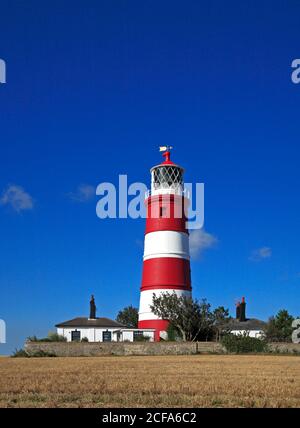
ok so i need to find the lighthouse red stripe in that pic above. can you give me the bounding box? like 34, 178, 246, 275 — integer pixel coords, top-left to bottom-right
140, 284, 192, 291
145, 217, 188, 234
145, 195, 189, 234
141, 257, 191, 291
138, 319, 169, 341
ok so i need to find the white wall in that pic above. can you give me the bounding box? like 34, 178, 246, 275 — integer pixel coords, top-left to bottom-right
57, 327, 118, 342
122, 331, 134, 342
57, 327, 155, 342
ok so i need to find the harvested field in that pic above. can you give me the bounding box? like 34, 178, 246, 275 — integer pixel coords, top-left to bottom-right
0, 355, 300, 408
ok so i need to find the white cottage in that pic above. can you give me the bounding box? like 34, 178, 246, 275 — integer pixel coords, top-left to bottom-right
56, 296, 155, 342
56, 317, 155, 342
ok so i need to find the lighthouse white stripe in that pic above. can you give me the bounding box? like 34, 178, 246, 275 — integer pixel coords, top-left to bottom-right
138, 289, 192, 321
143, 231, 190, 261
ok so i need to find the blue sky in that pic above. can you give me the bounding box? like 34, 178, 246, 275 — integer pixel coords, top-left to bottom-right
0, 1, 300, 354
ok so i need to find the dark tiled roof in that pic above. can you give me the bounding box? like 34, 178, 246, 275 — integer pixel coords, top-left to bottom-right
55, 317, 125, 328
223, 318, 266, 331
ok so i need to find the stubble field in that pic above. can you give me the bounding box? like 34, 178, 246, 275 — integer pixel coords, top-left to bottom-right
0, 354, 300, 408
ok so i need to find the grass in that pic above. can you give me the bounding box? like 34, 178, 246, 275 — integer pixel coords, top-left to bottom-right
0, 355, 300, 408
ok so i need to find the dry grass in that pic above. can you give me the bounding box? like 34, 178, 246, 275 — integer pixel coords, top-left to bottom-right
0, 355, 300, 408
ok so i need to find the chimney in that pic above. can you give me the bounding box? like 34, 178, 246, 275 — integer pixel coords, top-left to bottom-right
236, 301, 241, 320
239, 297, 246, 322
89, 295, 96, 319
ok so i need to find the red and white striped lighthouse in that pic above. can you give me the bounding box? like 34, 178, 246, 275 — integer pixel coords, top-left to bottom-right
138, 147, 192, 341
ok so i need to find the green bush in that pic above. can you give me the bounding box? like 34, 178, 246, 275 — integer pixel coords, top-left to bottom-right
26, 335, 38, 342
134, 334, 150, 342
81, 337, 89, 342
11, 348, 56, 358
46, 332, 67, 342
11, 348, 29, 358
221, 333, 269, 354
27, 332, 66, 343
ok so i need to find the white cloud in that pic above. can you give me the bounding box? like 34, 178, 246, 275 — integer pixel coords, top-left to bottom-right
0, 185, 34, 213
189, 229, 218, 259
69, 184, 95, 202
249, 246, 272, 262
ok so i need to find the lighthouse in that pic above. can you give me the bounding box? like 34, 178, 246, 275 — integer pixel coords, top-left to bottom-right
138, 147, 192, 341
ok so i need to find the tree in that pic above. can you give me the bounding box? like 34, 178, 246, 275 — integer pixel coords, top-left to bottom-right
212, 306, 231, 342
264, 309, 294, 342
116, 305, 139, 328
166, 323, 181, 341
196, 299, 215, 341
150, 292, 215, 341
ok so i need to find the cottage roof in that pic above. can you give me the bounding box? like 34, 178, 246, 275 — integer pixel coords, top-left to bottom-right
55, 317, 125, 328
223, 318, 266, 331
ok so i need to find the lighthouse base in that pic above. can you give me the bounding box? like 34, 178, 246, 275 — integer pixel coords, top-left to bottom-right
138, 319, 169, 342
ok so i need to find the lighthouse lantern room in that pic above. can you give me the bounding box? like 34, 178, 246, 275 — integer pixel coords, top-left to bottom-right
138, 147, 192, 341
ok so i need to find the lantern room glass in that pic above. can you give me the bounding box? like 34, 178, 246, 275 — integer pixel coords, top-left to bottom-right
151, 165, 184, 193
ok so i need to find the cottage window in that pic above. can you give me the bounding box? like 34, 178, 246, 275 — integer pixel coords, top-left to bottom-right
102, 331, 112, 342
71, 330, 81, 342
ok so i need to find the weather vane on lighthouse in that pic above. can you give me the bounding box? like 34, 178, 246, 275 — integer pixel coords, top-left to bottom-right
159, 145, 173, 153
159, 145, 173, 163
